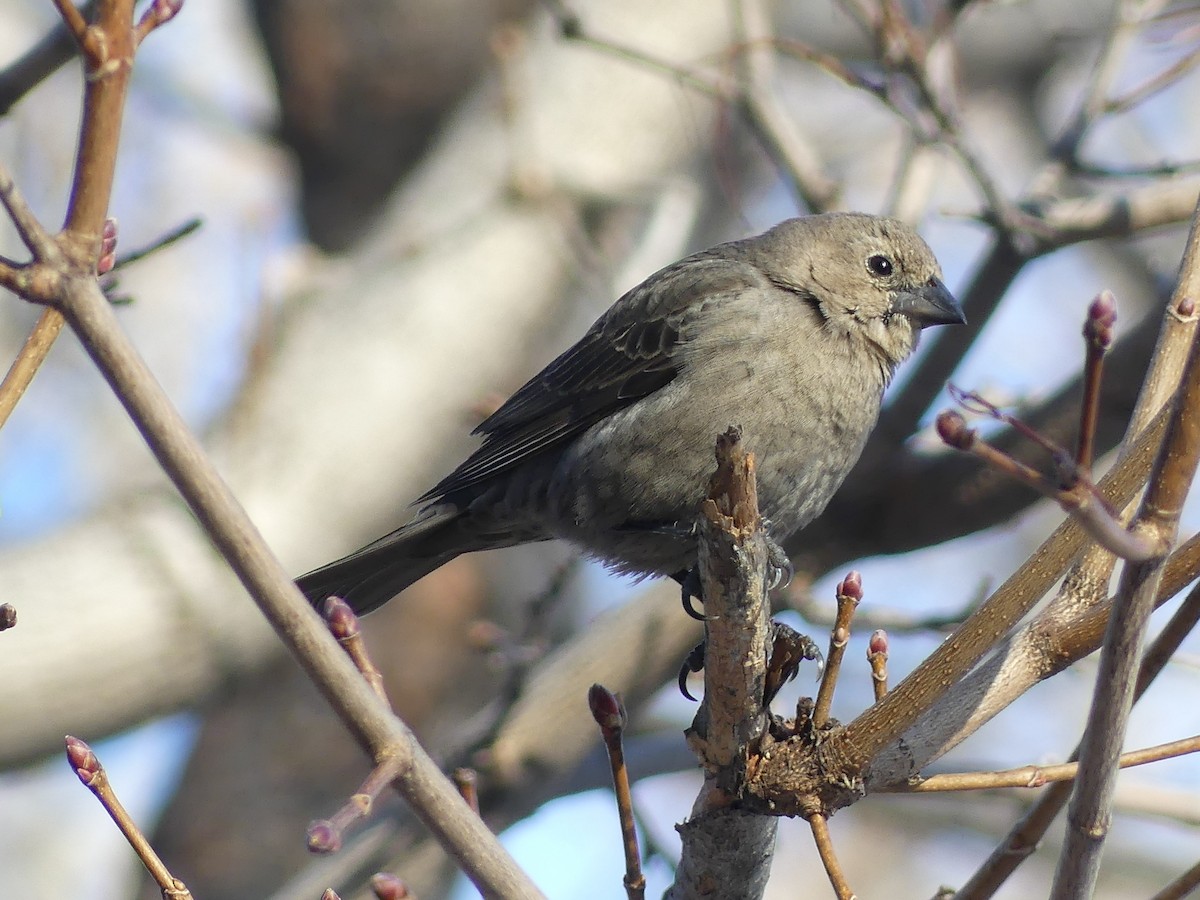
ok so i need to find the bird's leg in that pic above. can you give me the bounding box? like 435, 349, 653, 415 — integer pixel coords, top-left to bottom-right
616, 519, 710, 620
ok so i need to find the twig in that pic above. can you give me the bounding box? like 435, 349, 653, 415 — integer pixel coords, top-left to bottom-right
324, 596, 390, 704
936, 406, 1157, 562
134, 0, 183, 45
0, 309, 65, 431
0, 1, 97, 115
889, 734, 1200, 793
589, 684, 645, 900
307, 758, 404, 854
1149, 859, 1200, 900
110, 217, 201, 271
809, 814, 856, 900
827, 396, 1172, 776
1052, 0, 1166, 162
51, 0, 92, 45
813, 572, 862, 727
866, 630, 888, 703
544, 4, 723, 101
908, 540, 1200, 900
56, 270, 542, 895
728, 0, 838, 211
0, 161, 60, 262
1077, 291, 1117, 471
66, 736, 193, 899
1052, 196, 1200, 899
1105, 48, 1200, 117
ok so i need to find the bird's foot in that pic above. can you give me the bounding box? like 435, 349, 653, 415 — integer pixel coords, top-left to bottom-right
761, 521, 794, 590
764, 621, 823, 704
678, 620, 822, 703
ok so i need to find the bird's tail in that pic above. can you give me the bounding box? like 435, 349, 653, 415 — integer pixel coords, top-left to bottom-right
296, 506, 506, 616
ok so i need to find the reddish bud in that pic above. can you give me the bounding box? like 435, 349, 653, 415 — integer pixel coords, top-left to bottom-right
868, 630, 889, 655
1084, 291, 1117, 347
322, 596, 358, 639
936, 410, 974, 449
588, 683, 625, 730
65, 735, 101, 783
0, 603, 16, 631
836, 570, 862, 602
1179, 296, 1196, 317
306, 819, 341, 854
321, 891, 342, 900
370, 873, 410, 899
147, 0, 183, 25
96, 218, 118, 275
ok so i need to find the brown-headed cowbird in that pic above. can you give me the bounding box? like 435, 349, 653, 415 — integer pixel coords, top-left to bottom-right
299, 212, 964, 614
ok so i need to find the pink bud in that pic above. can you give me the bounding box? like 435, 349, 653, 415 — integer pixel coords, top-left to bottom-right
936, 410, 974, 449
836, 571, 862, 602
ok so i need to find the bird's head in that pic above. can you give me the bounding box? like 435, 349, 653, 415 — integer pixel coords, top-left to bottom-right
761, 212, 965, 371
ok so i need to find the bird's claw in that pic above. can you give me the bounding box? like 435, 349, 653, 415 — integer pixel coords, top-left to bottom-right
677, 641, 706, 701
677, 566, 715, 621
763, 527, 794, 590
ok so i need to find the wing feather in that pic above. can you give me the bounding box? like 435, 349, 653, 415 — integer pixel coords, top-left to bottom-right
421, 252, 760, 504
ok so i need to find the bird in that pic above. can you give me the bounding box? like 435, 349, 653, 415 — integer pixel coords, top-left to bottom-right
298, 212, 964, 616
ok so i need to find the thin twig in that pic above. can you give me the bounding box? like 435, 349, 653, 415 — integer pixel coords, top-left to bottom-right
936, 407, 1157, 562
1052, 197, 1200, 899
925, 550, 1200, 900
0, 162, 60, 261
813, 572, 862, 728
1103, 46, 1200, 117
51, 0, 92, 44
809, 814, 856, 900
307, 757, 405, 854
110, 217, 201, 271
1077, 291, 1117, 471
66, 736, 194, 899
889, 734, 1200, 793
323, 597, 390, 703
0, 309, 65, 431
728, 0, 838, 211
0, 1, 97, 115
589, 685, 645, 900
867, 630, 888, 703
1149, 859, 1200, 900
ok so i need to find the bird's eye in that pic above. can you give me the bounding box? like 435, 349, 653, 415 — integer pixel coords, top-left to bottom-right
866, 254, 894, 278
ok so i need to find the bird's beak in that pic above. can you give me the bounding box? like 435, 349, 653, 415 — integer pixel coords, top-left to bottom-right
893, 277, 965, 328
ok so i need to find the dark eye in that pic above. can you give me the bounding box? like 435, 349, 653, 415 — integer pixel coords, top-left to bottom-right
866, 254, 894, 278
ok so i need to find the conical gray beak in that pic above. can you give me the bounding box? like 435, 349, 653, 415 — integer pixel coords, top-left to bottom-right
894, 277, 965, 328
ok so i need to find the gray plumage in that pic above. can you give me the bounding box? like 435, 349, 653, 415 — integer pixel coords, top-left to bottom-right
298, 212, 964, 614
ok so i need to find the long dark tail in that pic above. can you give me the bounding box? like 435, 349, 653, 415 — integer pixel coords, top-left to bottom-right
297, 507, 507, 615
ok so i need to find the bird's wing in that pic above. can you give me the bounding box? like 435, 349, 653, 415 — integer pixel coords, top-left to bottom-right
420, 252, 760, 504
